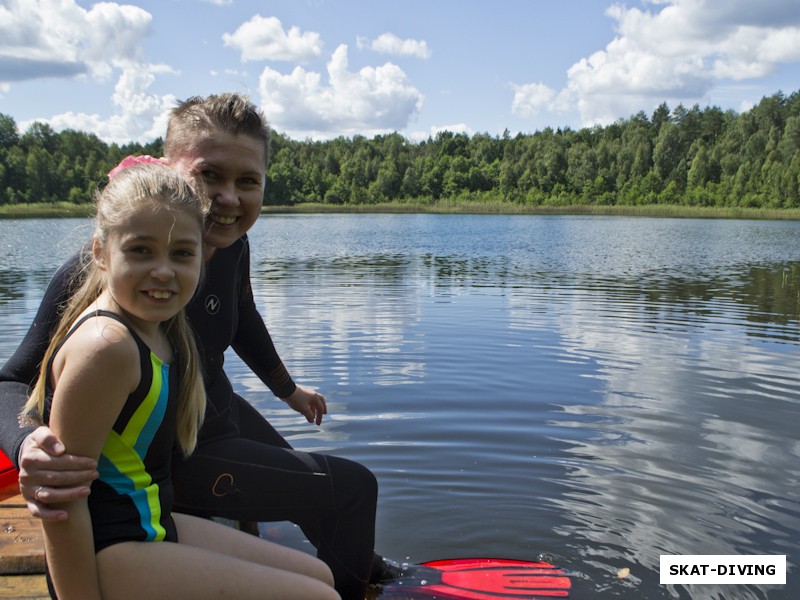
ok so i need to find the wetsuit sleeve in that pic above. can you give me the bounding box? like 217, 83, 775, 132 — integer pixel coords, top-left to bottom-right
0, 253, 83, 468
230, 239, 297, 400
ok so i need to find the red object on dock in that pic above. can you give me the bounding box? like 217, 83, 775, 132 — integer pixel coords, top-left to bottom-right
0, 449, 19, 488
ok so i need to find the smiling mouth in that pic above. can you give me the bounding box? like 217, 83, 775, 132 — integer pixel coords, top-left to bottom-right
147, 290, 174, 299
210, 214, 237, 226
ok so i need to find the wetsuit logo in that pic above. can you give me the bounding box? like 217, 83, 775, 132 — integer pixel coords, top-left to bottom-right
204, 294, 221, 315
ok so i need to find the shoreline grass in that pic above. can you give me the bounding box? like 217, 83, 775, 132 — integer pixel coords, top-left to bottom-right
260, 201, 800, 220
0, 202, 96, 219
2, 201, 800, 221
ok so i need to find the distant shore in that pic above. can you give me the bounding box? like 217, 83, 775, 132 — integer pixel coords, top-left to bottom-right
2, 201, 800, 221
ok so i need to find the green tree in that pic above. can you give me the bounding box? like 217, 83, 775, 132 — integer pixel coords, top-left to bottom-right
781, 151, 800, 207
20, 122, 58, 154
25, 146, 57, 203
653, 123, 682, 182
443, 155, 470, 197
779, 115, 800, 161
370, 160, 403, 201
0, 114, 19, 148
566, 141, 596, 197
651, 103, 670, 132
687, 143, 715, 189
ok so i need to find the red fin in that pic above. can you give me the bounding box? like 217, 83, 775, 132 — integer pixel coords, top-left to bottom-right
379, 557, 570, 599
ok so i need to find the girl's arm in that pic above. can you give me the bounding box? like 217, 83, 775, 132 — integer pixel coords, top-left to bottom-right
42, 320, 139, 600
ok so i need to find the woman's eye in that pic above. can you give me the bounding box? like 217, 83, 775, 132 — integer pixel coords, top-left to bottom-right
240, 177, 261, 187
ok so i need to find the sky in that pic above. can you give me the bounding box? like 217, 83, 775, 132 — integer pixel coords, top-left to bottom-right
1, 0, 800, 145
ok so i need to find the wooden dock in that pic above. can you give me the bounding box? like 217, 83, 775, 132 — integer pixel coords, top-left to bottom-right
0, 483, 257, 599
0, 483, 47, 599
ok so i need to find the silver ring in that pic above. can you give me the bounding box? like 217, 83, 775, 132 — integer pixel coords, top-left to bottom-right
34, 486, 43, 501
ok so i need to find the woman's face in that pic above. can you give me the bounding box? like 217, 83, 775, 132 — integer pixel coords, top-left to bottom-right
168, 132, 267, 252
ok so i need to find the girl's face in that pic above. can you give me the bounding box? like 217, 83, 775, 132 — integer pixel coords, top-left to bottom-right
168, 132, 266, 253
95, 202, 203, 331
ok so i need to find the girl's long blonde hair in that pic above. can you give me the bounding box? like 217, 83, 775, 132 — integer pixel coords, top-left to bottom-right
22, 164, 209, 455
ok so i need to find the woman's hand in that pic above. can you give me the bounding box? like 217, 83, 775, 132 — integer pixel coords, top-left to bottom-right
17, 426, 98, 520
282, 385, 328, 425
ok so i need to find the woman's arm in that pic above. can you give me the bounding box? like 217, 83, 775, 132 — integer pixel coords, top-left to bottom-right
43, 319, 139, 600
229, 241, 327, 423
0, 253, 84, 464
228, 238, 297, 399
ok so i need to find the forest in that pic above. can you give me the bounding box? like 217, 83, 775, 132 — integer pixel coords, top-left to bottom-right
1, 89, 799, 210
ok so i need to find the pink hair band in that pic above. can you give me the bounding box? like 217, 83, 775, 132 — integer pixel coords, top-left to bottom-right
108, 155, 167, 179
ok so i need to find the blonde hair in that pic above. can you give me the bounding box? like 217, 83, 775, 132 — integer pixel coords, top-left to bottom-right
165, 93, 271, 165
23, 164, 209, 455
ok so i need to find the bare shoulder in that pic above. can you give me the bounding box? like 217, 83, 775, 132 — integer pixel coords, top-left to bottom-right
69, 315, 137, 359
55, 315, 140, 392
48, 315, 141, 457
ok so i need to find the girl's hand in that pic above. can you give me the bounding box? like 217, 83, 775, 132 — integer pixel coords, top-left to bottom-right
282, 385, 327, 425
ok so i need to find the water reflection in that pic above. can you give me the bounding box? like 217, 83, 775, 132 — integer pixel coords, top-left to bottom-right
542, 283, 799, 597
235, 241, 798, 598
0, 270, 28, 306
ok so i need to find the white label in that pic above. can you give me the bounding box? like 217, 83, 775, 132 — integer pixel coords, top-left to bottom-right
660, 555, 786, 585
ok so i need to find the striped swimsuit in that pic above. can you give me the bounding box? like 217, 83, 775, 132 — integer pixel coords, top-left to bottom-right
44, 310, 179, 551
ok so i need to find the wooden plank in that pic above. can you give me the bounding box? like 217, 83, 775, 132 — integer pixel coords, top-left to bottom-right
0, 510, 44, 575
0, 486, 23, 507
0, 483, 46, 599
0, 497, 25, 508
0, 575, 48, 600
0, 483, 44, 578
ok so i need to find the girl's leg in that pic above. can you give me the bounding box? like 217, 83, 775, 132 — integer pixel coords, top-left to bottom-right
172, 400, 378, 600
95, 514, 340, 600
173, 512, 334, 585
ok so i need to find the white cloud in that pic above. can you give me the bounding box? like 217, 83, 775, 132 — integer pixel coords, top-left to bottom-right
258, 44, 424, 138
0, 0, 177, 143
430, 123, 472, 135
31, 66, 176, 145
210, 68, 248, 78
511, 83, 572, 119
756, 26, 800, 62
406, 123, 474, 143
0, 0, 152, 83
362, 33, 432, 59
223, 15, 322, 63
512, 0, 800, 127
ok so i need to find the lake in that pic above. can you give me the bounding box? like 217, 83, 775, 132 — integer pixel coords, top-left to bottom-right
1, 214, 798, 599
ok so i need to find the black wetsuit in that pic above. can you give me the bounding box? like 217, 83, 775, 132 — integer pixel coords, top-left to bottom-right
0, 236, 377, 600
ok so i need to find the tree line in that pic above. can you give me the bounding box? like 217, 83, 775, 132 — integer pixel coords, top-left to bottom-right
1, 89, 799, 209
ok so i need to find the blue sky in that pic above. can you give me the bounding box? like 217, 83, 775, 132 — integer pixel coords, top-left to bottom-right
2, 0, 800, 144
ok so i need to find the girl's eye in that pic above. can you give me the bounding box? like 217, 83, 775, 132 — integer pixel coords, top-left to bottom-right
201, 170, 219, 182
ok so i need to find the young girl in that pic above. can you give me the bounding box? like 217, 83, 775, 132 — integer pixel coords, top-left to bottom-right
21, 164, 339, 600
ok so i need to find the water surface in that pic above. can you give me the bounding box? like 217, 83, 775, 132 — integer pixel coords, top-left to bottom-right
1, 214, 797, 599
